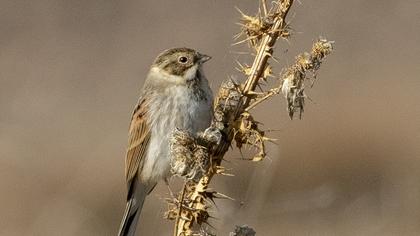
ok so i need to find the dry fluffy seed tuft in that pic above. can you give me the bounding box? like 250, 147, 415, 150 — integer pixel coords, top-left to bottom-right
169, 129, 210, 182
281, 38, 334, 118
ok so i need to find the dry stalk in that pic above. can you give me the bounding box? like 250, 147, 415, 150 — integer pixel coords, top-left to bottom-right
166, 0, 333, 235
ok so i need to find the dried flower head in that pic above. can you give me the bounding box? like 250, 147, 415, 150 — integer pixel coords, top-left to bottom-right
170, 129, 210, 182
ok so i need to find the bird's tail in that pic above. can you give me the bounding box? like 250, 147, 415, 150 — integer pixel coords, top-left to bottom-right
117, 181, 150, 236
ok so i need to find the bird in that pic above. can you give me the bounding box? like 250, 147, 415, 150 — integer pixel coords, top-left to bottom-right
117, 48, 213, 236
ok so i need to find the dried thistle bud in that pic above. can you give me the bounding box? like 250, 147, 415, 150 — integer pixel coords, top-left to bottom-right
229, 225, 256, 236
235, 8, 273, 47
312, 38, 334, 59
214, 79, 242, 126
199, 127, 222, 146
170, 129, 211, 182
216, 79, 242, 107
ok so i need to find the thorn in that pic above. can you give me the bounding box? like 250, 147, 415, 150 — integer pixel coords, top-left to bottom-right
262, 137, 278, 142
232, 35, 260, 46
235, 6, 246, 17
214, 191, 235, 201
219, 172, 235, 177
203, 220, 217, 230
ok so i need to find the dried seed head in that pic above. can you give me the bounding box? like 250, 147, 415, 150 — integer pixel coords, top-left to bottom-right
235, 8, 273, 47
170, 129, 210, 182
281, 38, 334, 119
312, 38, 334, 58
229, 225, 256, 236
213, 79, 242, 129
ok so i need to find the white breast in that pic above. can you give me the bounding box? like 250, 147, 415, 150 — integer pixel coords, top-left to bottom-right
140, 84, 212, 182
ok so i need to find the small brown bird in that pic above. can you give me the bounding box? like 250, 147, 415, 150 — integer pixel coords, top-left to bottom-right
117, 48, 213, 236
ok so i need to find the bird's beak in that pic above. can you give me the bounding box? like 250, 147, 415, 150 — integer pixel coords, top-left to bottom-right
198, 53, 212, 63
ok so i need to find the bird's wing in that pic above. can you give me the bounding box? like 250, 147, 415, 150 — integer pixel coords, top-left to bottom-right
125, 97, 151, 192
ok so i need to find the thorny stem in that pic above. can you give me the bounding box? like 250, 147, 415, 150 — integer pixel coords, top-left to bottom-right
173, 1, 295, 235
170, 0, 334, 234
174, 184, 187, 236
242, 0, 293, 98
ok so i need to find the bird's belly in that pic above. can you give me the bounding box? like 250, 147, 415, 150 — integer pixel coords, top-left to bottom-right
140, 88, 211, 182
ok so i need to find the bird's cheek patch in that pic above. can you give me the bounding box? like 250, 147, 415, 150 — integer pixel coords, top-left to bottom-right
184, 64, 198, 82
150, 67, 185, 85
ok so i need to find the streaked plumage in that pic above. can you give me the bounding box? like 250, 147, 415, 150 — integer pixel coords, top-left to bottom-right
118, 48, 213, 236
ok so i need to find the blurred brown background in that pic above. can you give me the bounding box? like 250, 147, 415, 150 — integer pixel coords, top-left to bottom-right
1, 0, 420, 235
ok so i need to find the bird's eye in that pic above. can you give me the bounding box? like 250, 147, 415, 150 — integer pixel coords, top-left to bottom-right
178, 56, 188, 63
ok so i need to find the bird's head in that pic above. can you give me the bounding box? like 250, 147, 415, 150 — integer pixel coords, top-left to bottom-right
149, 47, 211, 85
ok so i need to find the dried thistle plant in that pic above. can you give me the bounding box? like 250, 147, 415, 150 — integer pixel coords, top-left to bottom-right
166, 0, 334, 235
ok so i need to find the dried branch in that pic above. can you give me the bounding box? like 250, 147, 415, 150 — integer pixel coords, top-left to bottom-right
166, 0, 334, 235
245, 38, 334, 118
